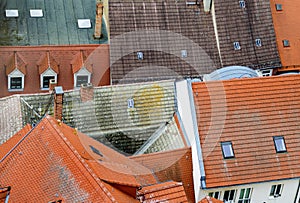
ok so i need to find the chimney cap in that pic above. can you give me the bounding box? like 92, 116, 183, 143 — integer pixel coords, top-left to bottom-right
54, 86, 64, 94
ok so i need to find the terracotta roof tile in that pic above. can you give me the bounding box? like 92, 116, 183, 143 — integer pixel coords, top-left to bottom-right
137, 181, 188, 203
5, 52, 27, 75
132, 147, 195, 203
37, 52, 59, 74
198, 196, 223, 203
192, 74, 300, 188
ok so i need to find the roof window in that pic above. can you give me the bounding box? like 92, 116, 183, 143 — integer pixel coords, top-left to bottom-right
30, 9, 43, 17
255, 39, 262, 47
234, 42, 241, 50
5, 9, 19, 17
77, 19, 92, 29
239, 0, 246, 8
275, 4, 282, 11
273, 136, 287, 153
127, 98, 134, 108
221, 142, 235, 159
282, 40, 290, 47
181, 50, 188, 58
137, 51, 144, 60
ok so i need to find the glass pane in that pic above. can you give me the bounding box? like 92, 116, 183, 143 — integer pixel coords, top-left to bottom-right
245, 188, 251, 198
224, 190, 229, 201
11, 77, 22, 89
77, 75, 88, 87
214, 191, 220, 199
239, 189, 245, 199
208, 192, 213, 197
275, 184, 282, 195
275, 137, 286, 152
43, 76, 55, 88
229, 190, 235, 200
222, 143, 234, 158
270, 185, 275, 196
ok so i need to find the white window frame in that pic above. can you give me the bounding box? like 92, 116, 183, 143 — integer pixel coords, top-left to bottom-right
238, 188, 252, 203
270, 184, 283, 198
239, 0, 246, 8
221, 142, 235, 159
234, 42, 241, 50
74, 67, 91, 88
40, 68, 57, 89
8, 69, 24, 91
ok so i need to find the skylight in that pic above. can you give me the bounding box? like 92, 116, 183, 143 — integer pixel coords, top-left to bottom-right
77, 19, 92, 29
273, 136, 287, 153
275, 4, 283, 11
283, 40, 290, 47
234, 42, 241, 50
255, 39, 262, 47
5, 9, 19, 17
30, 9, 43, 17
221, 142, 235, 159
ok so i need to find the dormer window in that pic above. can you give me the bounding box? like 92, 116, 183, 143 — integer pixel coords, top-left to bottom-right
6, 53, 26, 91
38, 52, 59, 90
221, 141, 235, 159
273, 136, 287, 153
71, 51, 92, 88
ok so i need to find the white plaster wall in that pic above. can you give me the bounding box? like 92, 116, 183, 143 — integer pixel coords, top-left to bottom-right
199, 179, 300, 203
175, 80, 201, 202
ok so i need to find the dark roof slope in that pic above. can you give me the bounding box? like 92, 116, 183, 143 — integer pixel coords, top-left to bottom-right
109, 0, 221, 84
0, 0, 108, 45
192, 74, 300, 188
214, 0, 281, 69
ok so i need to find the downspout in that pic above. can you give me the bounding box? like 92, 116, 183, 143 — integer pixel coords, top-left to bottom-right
187, 79, 206, 189
294, 179, 300, 203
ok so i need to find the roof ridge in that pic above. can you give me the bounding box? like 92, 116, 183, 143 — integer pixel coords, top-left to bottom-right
45, 116, 117, 203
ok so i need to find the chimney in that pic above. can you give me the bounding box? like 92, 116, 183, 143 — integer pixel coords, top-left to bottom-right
80, 83, 94, 102
94, 1, 103, 39
54, 86, 64, 121
49, 79, 57, 93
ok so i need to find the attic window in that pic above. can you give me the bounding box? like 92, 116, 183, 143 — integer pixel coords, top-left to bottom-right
239, 0, 246, 8
181, 50, 188, 58
208, 191, 221, 199
221, 142, 235, 159
283, 40, 290, 47
8, 69, 25, 91
255, 39, 262, 47
233, 42, 241, 50
137, 51, 144, 60
273, 136, 287, 153
76, 75, 89, 87
270, 184, 283, 198
42, 76, 55, 89
275, 4, 282, 11
77, 19, 92, 29
89, 145, 103, 157
30, 9, 43, 17
5, 9, 19, 17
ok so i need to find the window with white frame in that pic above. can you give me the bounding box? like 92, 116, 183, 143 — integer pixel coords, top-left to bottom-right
8, 69, 24, 91
238, 188, 252, 203
270, 184, 283, 198
40, 68, 57, 89
221, 142, 235, 159
208, 191, 221, 199
273, 136, 287, 153
239, 0, 246, 8
223, 189, 236, 203
74, 67, 91, 88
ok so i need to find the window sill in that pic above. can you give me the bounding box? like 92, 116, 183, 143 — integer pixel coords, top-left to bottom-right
8, 89, 24, 92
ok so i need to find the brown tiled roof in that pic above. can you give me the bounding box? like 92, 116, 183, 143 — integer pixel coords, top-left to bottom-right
131, 147, 195, 203
270, 0, 300, 70
198, 196, 223, 203
137, 181, 188, 203
70, 51, 93, 74
192, 74, 300, 188
214, 0, 281, 69
0, 45, 110, 98
109, 0, 221, 84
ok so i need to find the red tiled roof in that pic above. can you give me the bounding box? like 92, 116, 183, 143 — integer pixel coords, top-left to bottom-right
0, 124, 32, 160
137, 181, 188, 203
131, 147, 195, 203
0, 45, 110, 98
70, 50, 93, 74
1, 115, 189, 202
5, 52, 27, 75
192, 74, 300, 188
198, 196, 223, 203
